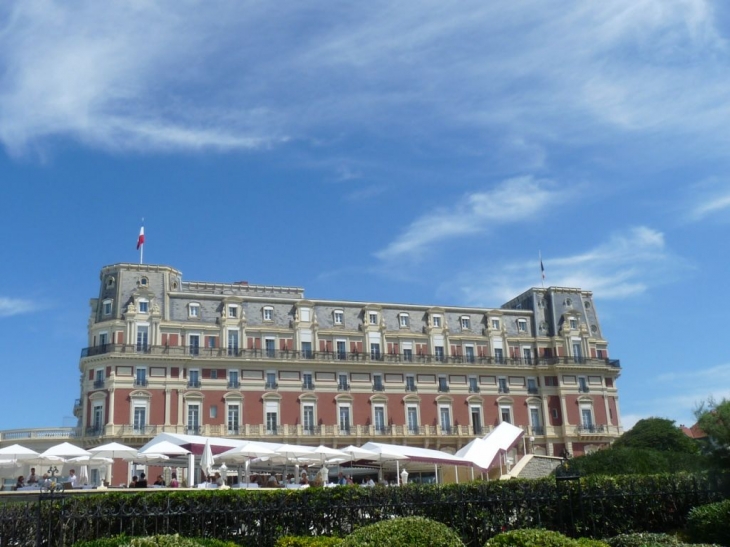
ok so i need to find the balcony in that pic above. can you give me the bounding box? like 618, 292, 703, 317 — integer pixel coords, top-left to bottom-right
227, 427, 240, 436
73, 399, 82, 418
80, 344, 621, 369
227, 381, 240, 389
527, 387, 539, 394
405, 384, 417, 392
93, 379, 105, 389
302, 382, 315, 391
468, 385, 480, 393
530, 425, 545, 435
438, 385, 450, 393
576, 424, 606, 434
187, 379, 201, 388
265, 382, 279, 390
373, 383, 385, 392
338, 383, 350, 391
119, 425, 158, 436
85, 427, 103, 437
498, 386, 510, 394
134, 378, 148, 387
186, 426, 201, 435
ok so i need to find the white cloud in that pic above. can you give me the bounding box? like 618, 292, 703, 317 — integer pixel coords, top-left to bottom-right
685, 179, 730, 221
445, 226, 677, 305
0, 297, 38, 317
375, 177, 566, 261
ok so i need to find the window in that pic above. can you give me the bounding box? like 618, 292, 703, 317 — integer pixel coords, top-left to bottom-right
265, 401, 278, 434
500, 405, 512, 424
551, 408, 559, 420
133, 405, 146, 434
517, 319, 527, 332
399, 313, 410, 328
265, 372, 278, 389
369, 312, 378, 325
402, 342, 413, 362
302, 373, 314, 390
581, 406, 594, 429
94, 369, 105, 388
498, 377, 509, 393
228, 330, 239, 356
461, 316, 471, 330
339, 404, 351, 434
301, 341, 313, 359
263, 307, 273, 321
373, 374, 384, 391
527, 377, 538, 394
439, 405, 451, 433
491, 319, 500, 330
434, 346, 444, 361
336, 340, 347, 360
228, 305, 237, 318
189, 334, 200, 356
228, 370, 239, 388
98, 332, 108, 347
523, 348, 532, 364
187, 403, 200, 434
210, 369, 218, 379
432, 315, 442, 328
227, 405, 240, 434
569, 318, 578, 329
300, 308, 311, 322
189, 303, 199, 318
578, 376, 589, 393
106, 276, 115, 289
135, 367, 147, 387
530, 407, 542, 434
370, 342, 381, 360
140, 277, 148, 286
471, 405, 483, 434
405, 375, 416, 392
207, 336, 216, 349
92, 404, 104, 433
374, 406, 386, 433
265, 338, 275, 358
573, 343, 583, 362
138, 299, 149, 314
407, 405, 419, 433
303, 404, 315, 433
597, 348, 606, 359
102, 300, 112, 316
465, 345, 475, 363
210, 405, 218, 418
468, 376, 479, 393
494, 348, 504, 364
333, 310, 344, 325
188, 369, 200, 388
438, 376, 449, 393
338, 373, 349, 391
136, 325, 149, 352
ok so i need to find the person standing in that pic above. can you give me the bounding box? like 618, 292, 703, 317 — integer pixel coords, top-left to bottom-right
27, 468, 38, 484
68, 470, 78, 488
136, 472, 148, 488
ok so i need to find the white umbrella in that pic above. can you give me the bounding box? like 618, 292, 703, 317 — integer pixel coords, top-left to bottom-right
42, 442, 91, 458
138, 440, 191, 457
89, 442, 138, 460
311, 445, 349, 466
68, 455, 114, 465
200, 439, 214, 478
339, 445, 380, 462
215, 442, 275, 464
0, 459, 19, 469
0, 444, 39, 460
127, 453, 170, 464
23, 455, 66, 466
78, 465, 89, 485
274, 444, 317, 462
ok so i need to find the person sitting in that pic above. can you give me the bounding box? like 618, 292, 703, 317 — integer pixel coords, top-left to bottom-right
40, 474, 51, 488
300, 473, 309, 486
129, 475, 138, 488
68, 469, 78, 488
136, 472, 148, 488
266, 473, 279, 488
15, 476, 25, 490
27, 468, 38, 484
169, 473, 179, 488
338, 472, 347, 486
153, 475, 165, 486
346, 475, 354, 485
214, 472, 223, 487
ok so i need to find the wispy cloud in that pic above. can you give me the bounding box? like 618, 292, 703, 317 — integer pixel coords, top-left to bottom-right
444, 226, 679, 305
685, 178, 730, 221
375, 177, 566, 261
0, 297, 39, 317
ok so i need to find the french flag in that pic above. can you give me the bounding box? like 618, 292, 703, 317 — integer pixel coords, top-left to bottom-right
136, 226, 145, 250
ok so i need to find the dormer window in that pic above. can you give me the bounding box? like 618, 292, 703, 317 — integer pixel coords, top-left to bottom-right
228, 305, 238, 318
399, 313, 409, 328
189, 303, 200, 318
491, 318, 500, 330
263, 306, 274, 322
432, 315, 442, 328
300, 307, 311, 322
106, 277, 115, 289
138, 299, 149, 314
140, 277, 149, 286
368, 312, 378, 325
517, 319, 527, 332
333, 310, 344, 325
102, 299, 112, 316
460, 316, 471, 330
569, 318, 578, 329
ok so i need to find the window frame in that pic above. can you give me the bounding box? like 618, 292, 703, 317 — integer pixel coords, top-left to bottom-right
263, 306, 274, 322
460, 316, 471, 330
102, 299, 113, 316
399, 313, 410, 328
188, 303, 200, 318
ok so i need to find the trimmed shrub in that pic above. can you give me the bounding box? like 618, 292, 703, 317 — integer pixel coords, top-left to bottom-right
340, 516, 464, 547
604, 533, 682, 547
575, 539, 610, 547
686, 499, 730, 546
485, 529, 579, 547
275, 537, 342, 547
74, 536, 238, 547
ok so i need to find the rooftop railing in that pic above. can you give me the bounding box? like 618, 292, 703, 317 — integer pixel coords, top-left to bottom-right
81, 344, 620, 368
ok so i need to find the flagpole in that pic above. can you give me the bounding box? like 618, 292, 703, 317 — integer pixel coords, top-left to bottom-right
139, 219, 145, 265
539, 251, 545, 289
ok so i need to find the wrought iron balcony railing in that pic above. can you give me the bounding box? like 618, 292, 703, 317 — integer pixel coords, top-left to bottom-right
80, 344, 620, 368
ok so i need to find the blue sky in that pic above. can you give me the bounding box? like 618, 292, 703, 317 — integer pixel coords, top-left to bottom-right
2, 0, 729, 431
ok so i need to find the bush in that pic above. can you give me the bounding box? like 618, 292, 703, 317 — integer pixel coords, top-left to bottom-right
686, 499, 730, 546
74, 536, 238, 547
604, 533, 682, 547
275, 537, 343, 547
575, 539, 610, 547
486, 529, 581, 547
340, 516, 464, 547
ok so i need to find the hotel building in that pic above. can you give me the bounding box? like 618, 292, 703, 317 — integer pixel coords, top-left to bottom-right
75, 262, 622, 463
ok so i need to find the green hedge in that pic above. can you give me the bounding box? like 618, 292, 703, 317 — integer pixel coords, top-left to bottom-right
2, 472, 726, 547
486, 529, 598, 547
340, 516, 464, 547
275, 537, 343, 547
686, 499, 730, 545
74, 536, 238, 547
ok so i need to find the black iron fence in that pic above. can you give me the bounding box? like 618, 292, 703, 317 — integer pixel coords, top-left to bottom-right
1, 473, 727, 547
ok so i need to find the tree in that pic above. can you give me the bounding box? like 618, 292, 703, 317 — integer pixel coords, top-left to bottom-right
695, 398, 730, 466
613, 417, 699, 454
